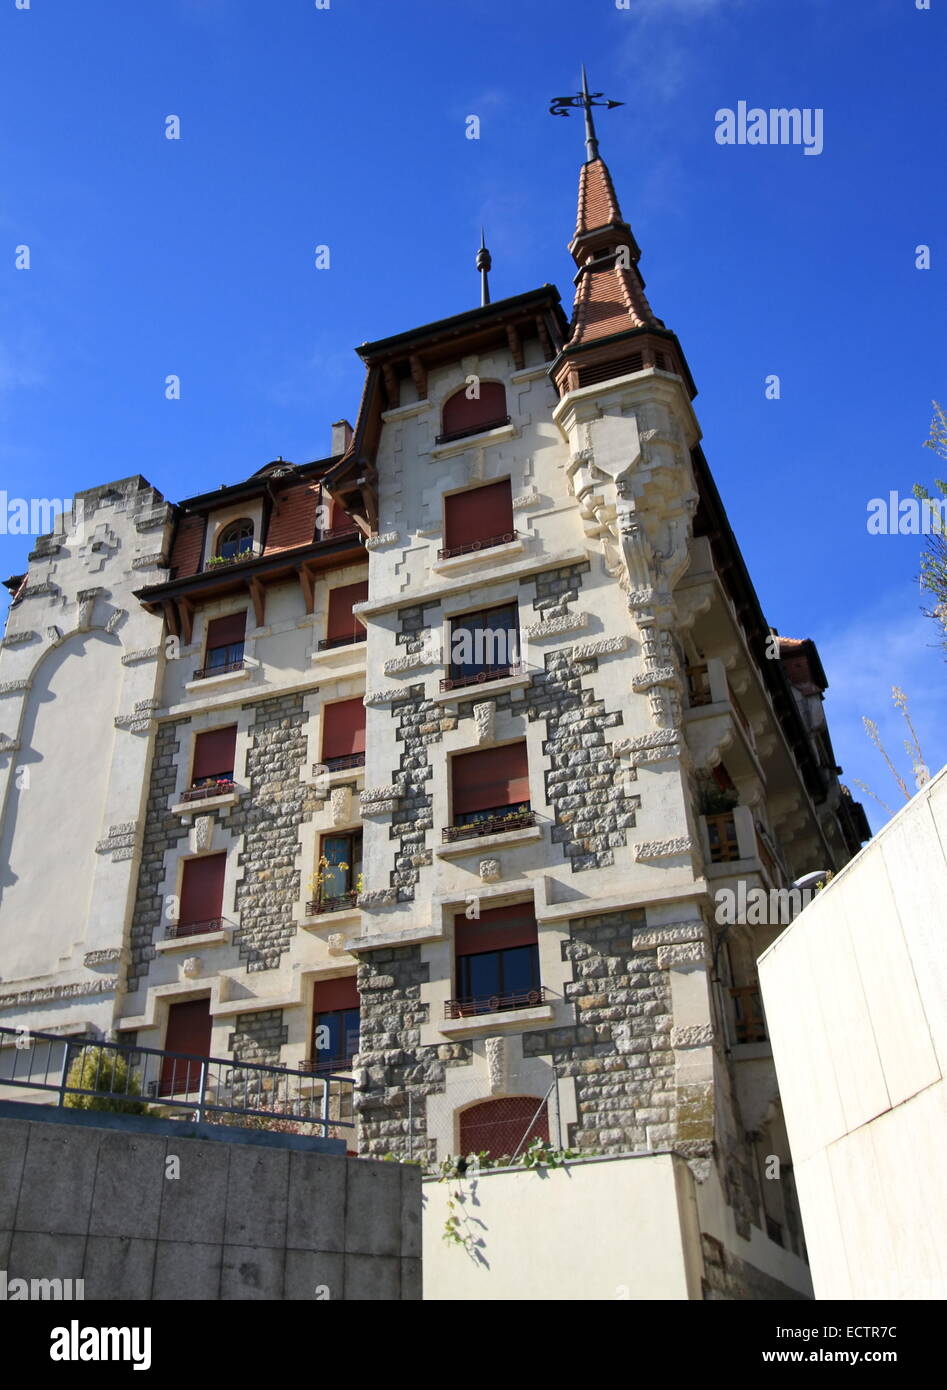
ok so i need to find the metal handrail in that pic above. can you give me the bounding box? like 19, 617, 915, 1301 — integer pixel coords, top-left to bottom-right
0, 1025, 354, 1136
181, 779, 236, 803
322, 752, 365, 772
165, 917, 232, 939
435, 415, 511, 445
306, 892, 358, 916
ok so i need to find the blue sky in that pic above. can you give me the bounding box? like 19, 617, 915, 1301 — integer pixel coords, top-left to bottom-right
1, 0, 944, 830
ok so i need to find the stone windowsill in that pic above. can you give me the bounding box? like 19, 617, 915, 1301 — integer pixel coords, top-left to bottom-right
431, 536, 527, 577
435, 822, 543, 860
429, 671, 532, 706
184, 666, 251, 694
439, 1003, 555, 1039
300, 907, 361, 931
429, 420, 517, 461
154, 929, 230, 953
170, 790, 241, 817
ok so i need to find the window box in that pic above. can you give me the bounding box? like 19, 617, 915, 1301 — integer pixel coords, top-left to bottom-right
306, 891, 359, 916
181, 779, 236, 803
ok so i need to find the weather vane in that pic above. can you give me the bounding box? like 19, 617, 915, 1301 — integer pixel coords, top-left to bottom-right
549, 65, 623, 162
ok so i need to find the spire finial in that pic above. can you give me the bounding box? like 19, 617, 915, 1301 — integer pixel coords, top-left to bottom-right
476, 226, 492, 307
549, 67, 624, 163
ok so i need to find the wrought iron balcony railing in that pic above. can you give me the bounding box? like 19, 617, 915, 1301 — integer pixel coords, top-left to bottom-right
435, 415, 511, 445
306, 892, 358, 916
440, 661, 523, 692
192, 659, 245, 681
322, 752, 366, 772
730, 984, 768, 1044
165, 917, 232, 939
445, 986, 548, 1019
442, 809, 536, 843
437, 530, 518, 561
705, 811, 740, 863
317, 631, 367, 651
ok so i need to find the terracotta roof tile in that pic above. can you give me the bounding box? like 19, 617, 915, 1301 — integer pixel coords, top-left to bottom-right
569, 262, 656, 345
168, 514, 205, 579
263, 481, 321, 556
575, 159, 624, 239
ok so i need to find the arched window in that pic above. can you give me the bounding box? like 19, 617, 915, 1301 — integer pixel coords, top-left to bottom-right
438, 381, 508, 443
217, 518, 254, 560
458, 1095, 549, 1161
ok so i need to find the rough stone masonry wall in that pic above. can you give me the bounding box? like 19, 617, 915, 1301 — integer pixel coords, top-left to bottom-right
523, 911, 676, 1153
387, 683, 453, 904
355, 947, 471, 1164
229, 692, 318, 972
127, 719, 193, 994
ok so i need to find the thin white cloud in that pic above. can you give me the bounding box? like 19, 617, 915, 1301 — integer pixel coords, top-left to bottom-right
810, 595, 946, 832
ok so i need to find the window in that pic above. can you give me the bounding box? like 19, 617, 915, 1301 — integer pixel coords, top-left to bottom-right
160, 998, 212, 1096
216, 518, 254, 560
202, 611, 247, 675
446, 601, 520, 687
321, 697, 366, 770
449, 742, 531, 837
312, 831, 362, 910
176, 853, 227, 935
189, 726, 237, 796
441, 479, 515, 559
450, 904, 542, 1017
459, 1096, 550, 1161
438, 381, 508, 444
310, 977, 360, 1073
322, 580, 369, 649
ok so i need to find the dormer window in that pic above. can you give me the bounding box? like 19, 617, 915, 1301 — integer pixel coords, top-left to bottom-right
437, 382, 509, 444
217, 519, 254, 561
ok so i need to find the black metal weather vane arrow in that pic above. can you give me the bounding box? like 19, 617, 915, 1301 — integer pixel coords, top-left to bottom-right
549, 65, 623, 161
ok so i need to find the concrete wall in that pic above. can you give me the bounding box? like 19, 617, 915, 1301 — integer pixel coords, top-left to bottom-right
758, 765, 947, 1300
0, 1103, 420, 1300
423, 1152, 704, 1300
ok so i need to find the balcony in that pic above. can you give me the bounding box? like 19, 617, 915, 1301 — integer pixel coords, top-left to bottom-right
165, 917, 232, 940
318, 525, 360, 542
298, 1056, 356, 1076
730, 984, 767, 1044
442, 808, 536, 844
437, 530, 518, 562
686, 664, 713, 707
305, 892, 358, 916
445, 986, 548, 1020
440, 661, 523, 693
203, 552, 253, 574
317, 631, 366, 651
192, 659, 245, 681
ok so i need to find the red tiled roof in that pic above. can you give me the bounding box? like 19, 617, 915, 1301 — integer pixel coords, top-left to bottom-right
263, 481, 321, 556
569, 261, 657, 345
168, 514, 205, 579
575, 159, 624, 239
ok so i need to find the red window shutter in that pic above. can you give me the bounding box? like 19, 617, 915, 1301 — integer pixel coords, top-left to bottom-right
322, 698, 366, 759
206, 611, 247, 649
314, 977, 360, 1012
192, 726, 237, 781
452, 743, 529, 816
441, 382, 507, 438
179, 854, 226, 925
326, 581, 369, 640
459, 1096, 549, 1161
161, 998, 213, 1095
454, 903, 538, 956
444, 480, 514, 550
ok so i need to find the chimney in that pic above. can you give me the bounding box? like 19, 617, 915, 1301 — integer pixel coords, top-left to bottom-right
331, 420, 353, 456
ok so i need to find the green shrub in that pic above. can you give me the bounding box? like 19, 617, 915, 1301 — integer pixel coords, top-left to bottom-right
63, 1046, 149, 1115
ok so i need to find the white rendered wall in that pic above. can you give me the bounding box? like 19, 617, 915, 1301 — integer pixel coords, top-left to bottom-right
422, 1152, 703, 1301
758, 764, 947, 1299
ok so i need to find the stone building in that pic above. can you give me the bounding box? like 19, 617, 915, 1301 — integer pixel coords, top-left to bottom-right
0, 95, 867, 1298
